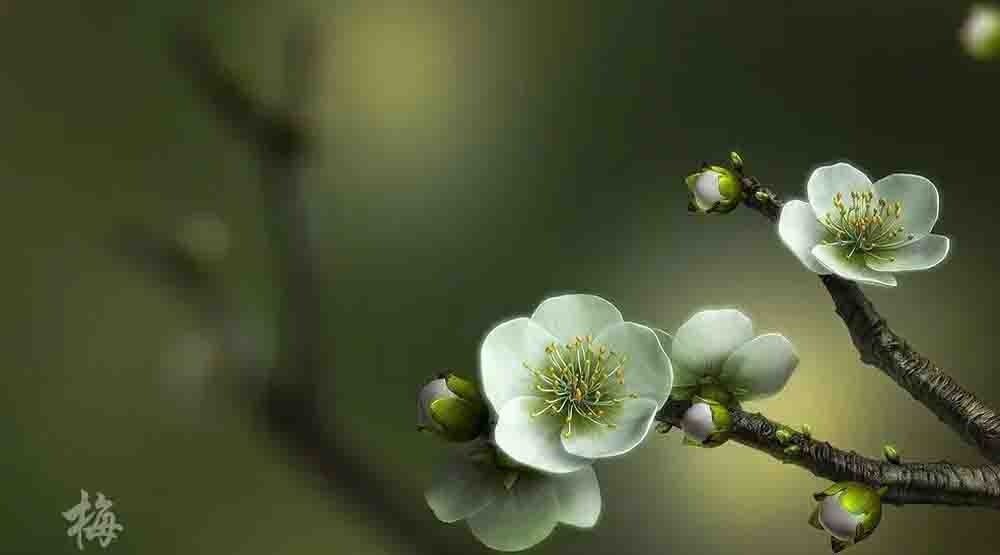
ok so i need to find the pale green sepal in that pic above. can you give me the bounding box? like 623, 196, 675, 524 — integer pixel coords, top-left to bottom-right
430, 398, 484, 442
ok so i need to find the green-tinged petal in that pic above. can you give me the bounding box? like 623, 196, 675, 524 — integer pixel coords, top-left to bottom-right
494, 396, 589, 474
653, 328, 698, 389
778, 200, 831, 274
680, 401, 715, 443
560, 397, 658, 459
807, 163, 872, 220
551, 466, 601, 528
720, 333, 799, 401
480, 318, 560, 413
871, 173, 940, 236
425, 458, 503, 523
818, 494, 863, 542
671, 309, 753, 376
812, 245, 897, 287
866, 234, 949, 272
690, 171, 723, 211
419, 378, 455, 431
467, 473, 560, 552
595, 322, 672, 407
530, 294, 624, 343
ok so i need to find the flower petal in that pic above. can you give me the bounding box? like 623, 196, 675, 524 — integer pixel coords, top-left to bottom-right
653, 328, 697, 390
812, 244, 897, 287
778, 200, 831, 274
691, 171, 723, 210
480, 318, 560, 414
467, 472, 560, 552
551, 466, 601, 528
671, 309, 753, 376
866, 234, 950, 273
560, 397, 658, 459
530, 294, 624, 343
425, 457, 503, 523
494, 396, 590, 474
595, 322, 672, 407
807, 163, 872, 220
720, 333, 799, 401
872, 173, 940, 235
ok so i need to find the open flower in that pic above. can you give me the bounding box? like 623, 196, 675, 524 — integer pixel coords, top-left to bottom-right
480, 294, 673, 474
778, 162, 950, 287
809, 482, 886, 552
426, 442, 601, 552
655, 309, 798, 445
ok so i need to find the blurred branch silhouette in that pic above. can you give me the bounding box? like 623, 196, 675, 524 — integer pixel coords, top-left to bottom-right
118, 25, 463, 554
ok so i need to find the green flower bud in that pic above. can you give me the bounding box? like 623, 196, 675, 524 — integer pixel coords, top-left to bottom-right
680, 397, 732, 448
961, 5, 1000, 61
729, 151, 744, 172
883, 444, 900, 464
686, 165, 743, 214
809, 482, 887, 552
417, 376, 486, 442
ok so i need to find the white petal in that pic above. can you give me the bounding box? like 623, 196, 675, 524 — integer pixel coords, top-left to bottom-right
494, 396, 589, 474
480, 318, 559, 413
866, 234, 950, 273
872, 173, 940, 235
653, 328, 697, 389
467, 473, 560, 552
551, 466, 601, 528
595, 322, 672, 407
560, 397, 658, 459
680, 402, 715, 443
812, 244, 897, 287
720, 334, 799, 401
530, 294, 624, 343
778, 200, 830, 274
425, 458, 503, 523
692, 171, 723, 210
671, 309, 753, 376
818, 495, 863, 542
807, 163, 872, 220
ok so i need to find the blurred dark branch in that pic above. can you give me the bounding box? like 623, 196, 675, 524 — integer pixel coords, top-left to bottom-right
657, 401, 1000, 508
162, 27, 464, 555
742, 176, 1000, 464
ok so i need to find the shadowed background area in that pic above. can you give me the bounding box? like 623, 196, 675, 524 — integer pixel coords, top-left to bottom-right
2, 1, 999, 554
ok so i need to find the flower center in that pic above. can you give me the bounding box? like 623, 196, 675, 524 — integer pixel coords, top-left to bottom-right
819, 189, 915, 261
523, 336, 637, 437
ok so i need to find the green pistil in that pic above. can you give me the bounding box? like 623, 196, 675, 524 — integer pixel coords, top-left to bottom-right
523, 336, 637, 437
820, 189, 915, 260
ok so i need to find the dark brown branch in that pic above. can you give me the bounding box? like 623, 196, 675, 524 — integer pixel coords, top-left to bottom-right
741, 176, 1000, 464
657, 400, 1000, 508
169, 28, 464, 555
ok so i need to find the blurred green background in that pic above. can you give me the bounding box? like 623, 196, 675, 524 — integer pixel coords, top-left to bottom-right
3, 1, 999, 554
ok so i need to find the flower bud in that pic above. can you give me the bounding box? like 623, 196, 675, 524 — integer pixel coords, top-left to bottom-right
680, 397, 732, 447
808, 482, 887, 552
961, 5, 1000, 61
686, 165, 743, 214
417, 375, 486, 442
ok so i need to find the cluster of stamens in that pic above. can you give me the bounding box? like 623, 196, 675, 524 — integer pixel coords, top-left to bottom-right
820, 189, 915, 261
524, 336, 637, 437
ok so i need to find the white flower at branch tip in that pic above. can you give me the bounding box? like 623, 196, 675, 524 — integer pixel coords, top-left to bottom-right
426, 442, 601, 552
480, 294, 673, 474
778, 162, 950, 287
961, 4, 1000, 61
654, 309, 798, 445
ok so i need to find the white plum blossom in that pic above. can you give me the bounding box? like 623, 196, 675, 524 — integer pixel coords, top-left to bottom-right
426, 443, 601, 552
654, 309, 798, 445
480, 294, 673, 474
778, 162, 950, 287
